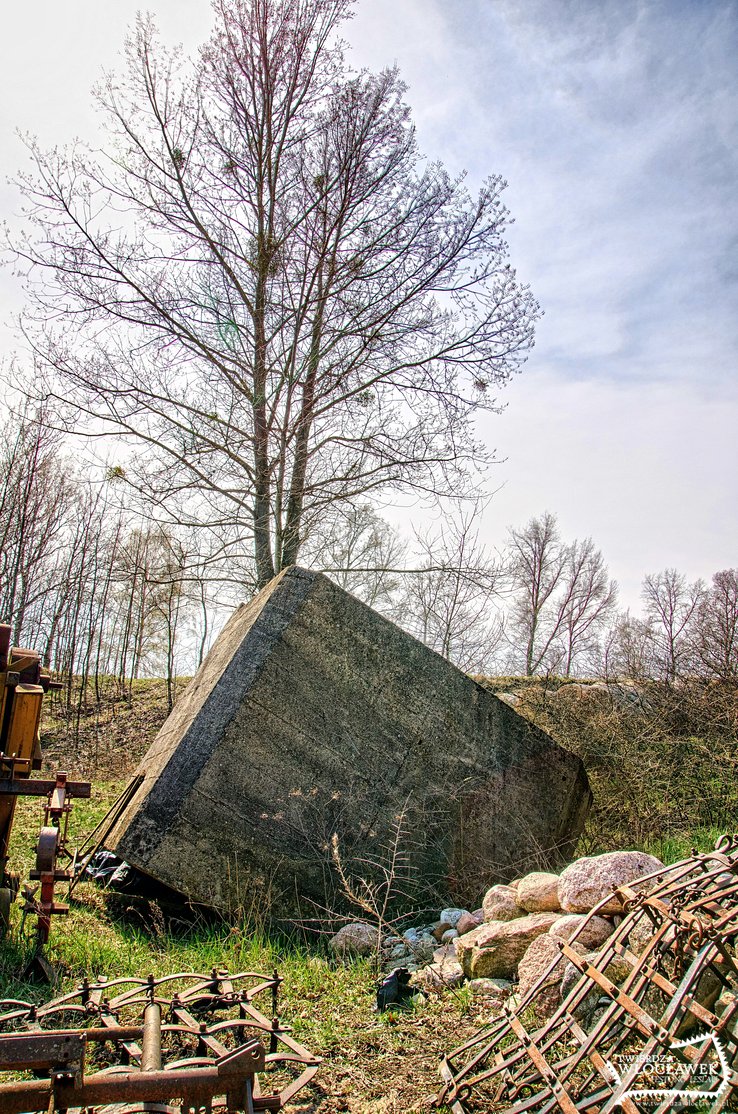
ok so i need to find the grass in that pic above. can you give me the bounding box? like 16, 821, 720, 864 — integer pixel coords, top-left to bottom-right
0, 888, 486, 1112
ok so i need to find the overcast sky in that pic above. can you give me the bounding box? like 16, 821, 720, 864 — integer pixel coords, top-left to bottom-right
1, 0, 736, 610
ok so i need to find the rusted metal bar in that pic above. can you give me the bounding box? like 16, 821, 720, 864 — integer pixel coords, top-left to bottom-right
0, 1029, 85, 1071
141, 1001, 162, 1072
0, 1045, 268, 1114
506, 1011, 579, 1114
0, 778, 90, 797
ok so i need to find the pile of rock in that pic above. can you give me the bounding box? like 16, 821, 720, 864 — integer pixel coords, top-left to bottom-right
329, 850, 664, 1012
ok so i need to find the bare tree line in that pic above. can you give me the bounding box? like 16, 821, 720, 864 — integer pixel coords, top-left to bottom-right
0, 406, 734, 725
303, 503, 737, 683
0, 406, 235, 715
1, 0, 733, 705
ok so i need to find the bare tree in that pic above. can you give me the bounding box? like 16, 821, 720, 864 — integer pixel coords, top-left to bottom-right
0, 407, 76, 643
506, 513, 616, 675
301, 501, 406, 612
12, 0, 538, 588
559, 537, 618, 675
506, 512, 566, 675
694, 569, 738, 681
641, 568, 704, 682
400, 504, 502, 672
600, 610, 655, 681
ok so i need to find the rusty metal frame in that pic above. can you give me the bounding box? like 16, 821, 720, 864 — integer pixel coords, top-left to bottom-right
438, 835, 738, 1113
0, 967, 320, 1112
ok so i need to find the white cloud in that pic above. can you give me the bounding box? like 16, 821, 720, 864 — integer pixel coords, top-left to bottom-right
477, 369, 738, 609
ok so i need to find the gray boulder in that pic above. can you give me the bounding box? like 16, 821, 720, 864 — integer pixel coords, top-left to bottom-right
329, 922, 379, 958
455, 912, 560, 979
558, 851, 664, 915
439, 907, 468, 928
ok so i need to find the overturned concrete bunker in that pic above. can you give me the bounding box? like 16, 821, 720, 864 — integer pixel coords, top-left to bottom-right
106, 567, 591, 914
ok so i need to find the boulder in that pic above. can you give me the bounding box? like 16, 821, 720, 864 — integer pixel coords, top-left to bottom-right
105, 567, 591, 913
455, 912, 560, 979
517, 933, 584, 1017
560, 951, 634, 1010
517, 871, 561, 913
623, 917, 675, 958
558, 851, 664, 915
456, 909, 484, 936
549, 914, 614, 950
412, 952, 465, 991
329, 922, 380, 958
483, 884, 525, 923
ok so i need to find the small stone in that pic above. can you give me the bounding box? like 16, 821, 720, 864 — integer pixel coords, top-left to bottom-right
402, 927, 436, 963
455, 912, 560, 979
549, 914, 614, 950
383, 956, 419, 974
456, 909, 484, 936
558, 851, 664, 915
381, 935, 403, 951
468, 977, 512, 1002
517, 871, 561, 913
441, 928, 459, 943
411, 954, 465, 991
329, 922, 380, 958
439, 907, 468, 928
482, 884, 525, 923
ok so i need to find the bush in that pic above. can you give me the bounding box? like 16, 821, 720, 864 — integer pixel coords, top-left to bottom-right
491, 678, 738, 859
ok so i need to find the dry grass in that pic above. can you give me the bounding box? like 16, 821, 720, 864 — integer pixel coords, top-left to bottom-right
485, 676, 738, 859
40, 676, 182, 778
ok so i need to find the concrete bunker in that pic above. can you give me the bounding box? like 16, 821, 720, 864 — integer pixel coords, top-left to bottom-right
105, 567, 591, 915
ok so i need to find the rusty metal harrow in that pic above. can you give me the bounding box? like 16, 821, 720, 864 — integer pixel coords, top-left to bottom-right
0, 967, 319, 1112
438, 836, 738, 1113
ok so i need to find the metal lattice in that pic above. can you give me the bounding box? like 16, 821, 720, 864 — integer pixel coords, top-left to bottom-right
439, 836, 738, 1114
0, 967, 319, 1113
